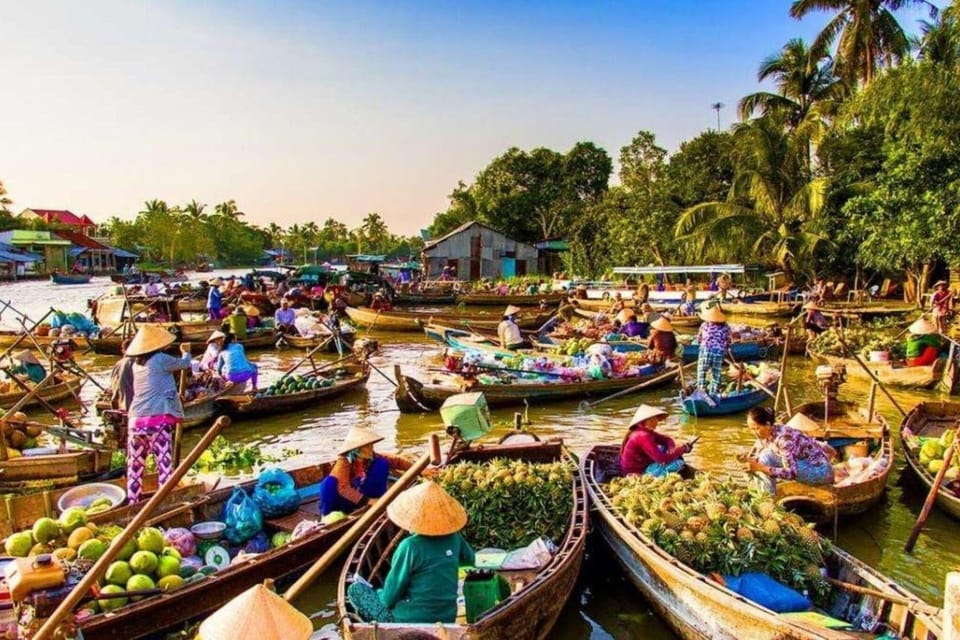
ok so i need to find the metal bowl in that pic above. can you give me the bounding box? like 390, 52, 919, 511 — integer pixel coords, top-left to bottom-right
191, 521, 227, 540
57, 483, 126, 513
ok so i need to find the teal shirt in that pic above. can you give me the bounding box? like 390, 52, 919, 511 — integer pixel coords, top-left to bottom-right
378, 532, 475, 623
11, 362, 46, 384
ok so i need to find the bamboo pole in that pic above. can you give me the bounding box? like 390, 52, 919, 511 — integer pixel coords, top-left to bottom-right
283, 433, 442, 603
32, 416, 231, 640
578, 366, 682, 410
906, 422, 960, 552
774, 326, 791, 414
835, 332, 907, 418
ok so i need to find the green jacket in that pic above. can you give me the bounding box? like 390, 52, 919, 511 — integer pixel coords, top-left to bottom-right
221, 314, 248, 340
906, 334, 940, 359
378, 532, 475, 623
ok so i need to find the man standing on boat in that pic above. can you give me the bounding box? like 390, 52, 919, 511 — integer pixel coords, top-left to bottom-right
206, 278, 224, 321
498, 305, 524, 350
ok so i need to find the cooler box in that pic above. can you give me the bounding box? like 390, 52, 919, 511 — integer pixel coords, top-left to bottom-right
463, 569, 511, 623
440, 393, 491, 442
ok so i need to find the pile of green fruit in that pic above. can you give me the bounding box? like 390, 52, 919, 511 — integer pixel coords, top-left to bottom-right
810, 327, 902, 359
437, 458, 573, 550
605, 473, 831, 602
906, 430, 958, 479
557, 338, 594, 356
95, 526, 188, 613
3, 508, 116, 562
254, 374, 333, 398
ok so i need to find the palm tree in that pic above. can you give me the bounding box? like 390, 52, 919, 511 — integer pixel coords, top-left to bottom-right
361, 212, 389, 253
214, 200, 244, 220
790, 0, 937, 86
738, 38, 845, 132
184, 200, 206, 220
915, 5, 960, 65
675, 118, 829, 280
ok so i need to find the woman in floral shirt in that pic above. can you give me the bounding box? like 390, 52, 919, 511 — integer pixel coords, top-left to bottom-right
746, 407, 835, 491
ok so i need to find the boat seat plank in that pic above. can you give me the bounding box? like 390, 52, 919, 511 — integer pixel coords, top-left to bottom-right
264, 499, 321, 532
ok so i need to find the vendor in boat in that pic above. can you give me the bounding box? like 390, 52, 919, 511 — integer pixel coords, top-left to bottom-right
126, 325, 192, 503
812, 277, 832, 304
319, 427, 413, 516
347, 480, 474, 624
244, 305, 263, 330
619, 309, 647, 339
498, 305, 524, 350
574, 283, 588, 300
639, 302, 658, 324
746, 407, 835, 492
635, 282, 650, 304
222, 306, 249, 340
931, 280, 953, 334
695, 305, 730, 395
678, 292, 696, 316
370, 289, 392, 312
108, 338, 135, 412
609, 292, 626, 314
199, 331, 226, 371
8, 350, 46, 384
905, 317, 942, 367
273, 299, 297, 335
206, 277, 224, 321
801, 301, 829, 340
557, 298, 580, 322
646, 316, 677, 362
619, 404, 693, 476
216, 333, 258, 392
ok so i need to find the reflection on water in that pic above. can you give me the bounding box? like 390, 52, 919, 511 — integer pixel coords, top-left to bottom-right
2, 274, 957, 639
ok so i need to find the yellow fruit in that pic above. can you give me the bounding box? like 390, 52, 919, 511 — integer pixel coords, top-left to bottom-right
6, 449, 22, 458
52, 547, 77, 561
68, 527, 95, 550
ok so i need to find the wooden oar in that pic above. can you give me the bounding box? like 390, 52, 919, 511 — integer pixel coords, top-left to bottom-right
824, 577, 941, 616
723, 355, 778, 401
0, 308, 54, 363
33, 416, 230, 640
905, 420, 960, 553
774, 326, 792, 414
283, 433, 442, 602
834, 332, 907, 418
578, 366, 681, 410
280, 345, 355, 381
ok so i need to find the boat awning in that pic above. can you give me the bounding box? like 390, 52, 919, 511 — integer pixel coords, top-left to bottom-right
0, 249, 42, 263
613, 264, 746, 276
110, 247, 139, 259
347, 254, 386, 263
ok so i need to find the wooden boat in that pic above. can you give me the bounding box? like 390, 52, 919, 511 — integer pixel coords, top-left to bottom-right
69, 461, 369, 640
0, 473, 207, 539
900, 401, 960, 519
0, 446, 113, 492
88, 328, 278, 356
776, 399, 893, 520
807, 347, 947, 390
0, 374, 83, 410
50, 273, 93, 285
175, 297, 207, 313
394, 291, 457, 305
96, 382, 238, 430
279, 331, 356, 353
717, 299, 801, 318
818, 301, 915, 322
0, 331, 62, 349
574, 307, 701, 330
216, 362, 370, 418
339, 437, 588, 640
680, 377, 779, 417
345, 306, 554, 332
394, 363, 680, 413
457, 290, 567, 306
110, 269, 189, 285
583, 444, 942, 640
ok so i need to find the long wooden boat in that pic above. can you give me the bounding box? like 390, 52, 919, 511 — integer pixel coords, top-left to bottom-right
50, 273, 94, 285
96, 382, 238, 430
680, 377, 779, 417
807, 347, 947, 390
717, 299, 801, 318
66, 461, 368, 640
0, 374, 83, 410
900, 400, 960, 519
216, 363, 370, 418
0, 331, 64, 349
345, 305, 553, 332
0, 473, 207, 538
88, 328, 278, 356
339, 437, 588, 640
457, 290, 567, 306
394, 363, 680, 413
776, 399, 893, 520
574, 307, 701, 330
818, 301, 915, 321
394, 291, 457, 305
0, 445, 114, 491
279, 330, 357, 353
583, 445, 942, 640
175, 297, 207, 313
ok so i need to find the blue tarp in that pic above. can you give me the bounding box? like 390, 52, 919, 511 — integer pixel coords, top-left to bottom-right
109, 246, 139, 259
0, 243, 42, 263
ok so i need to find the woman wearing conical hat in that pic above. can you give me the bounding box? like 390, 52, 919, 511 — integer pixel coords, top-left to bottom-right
126, 325, 192, 503
905, 317, 942, 367
318, 427, 413, 516
346, 481, 475, 624
695, 304, 730, 395
619, 404, 694, 477
646, 316, 677, 363
498, 305, 524, 350
745, 407, 835, 493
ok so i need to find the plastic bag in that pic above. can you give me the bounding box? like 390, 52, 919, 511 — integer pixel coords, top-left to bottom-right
722, 572, 812, 613
221, 487, 263, 544
252, 467, 300, 518
50, 311, 68, 329
501, 537, 557, 570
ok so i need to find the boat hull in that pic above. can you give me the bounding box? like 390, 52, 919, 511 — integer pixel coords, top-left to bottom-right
50, 273, 93, 285
0, 375, 84, 410
900, 401, 960, 519
345, 306, 552, 332
807, 349, 944, 390
681, 382, 776, 416
216, 369, 369, 418
457, 291, 567, 306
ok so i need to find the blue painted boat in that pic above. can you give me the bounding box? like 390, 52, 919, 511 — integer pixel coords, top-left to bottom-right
680, 379, 778, 416
679, 340, 766, 363
50, 273, 93, 285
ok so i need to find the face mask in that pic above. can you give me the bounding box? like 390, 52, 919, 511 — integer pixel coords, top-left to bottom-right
345, 449, 360, 463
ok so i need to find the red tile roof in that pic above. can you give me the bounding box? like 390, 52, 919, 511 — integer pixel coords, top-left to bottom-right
54, 230, 112, 250
29, 209, 94, 227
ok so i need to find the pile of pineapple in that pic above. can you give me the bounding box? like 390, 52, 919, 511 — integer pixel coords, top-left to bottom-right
605, 473, 831, 601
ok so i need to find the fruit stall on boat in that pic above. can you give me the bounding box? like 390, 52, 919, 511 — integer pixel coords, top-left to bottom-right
345, 305, 554, 332
901, 400, 960, 520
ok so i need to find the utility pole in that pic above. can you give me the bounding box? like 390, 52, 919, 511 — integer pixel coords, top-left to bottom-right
711, 101, 724, 131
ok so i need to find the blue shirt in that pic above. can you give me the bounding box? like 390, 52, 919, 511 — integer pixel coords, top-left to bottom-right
207, 287, 222, 311
275, 308, 296, 326
216, 343, 256, 377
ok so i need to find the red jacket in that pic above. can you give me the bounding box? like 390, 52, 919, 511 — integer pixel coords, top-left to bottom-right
619, 428, 685, 475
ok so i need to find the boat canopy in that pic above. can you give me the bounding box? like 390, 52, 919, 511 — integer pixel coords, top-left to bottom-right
612, 264, 746, 276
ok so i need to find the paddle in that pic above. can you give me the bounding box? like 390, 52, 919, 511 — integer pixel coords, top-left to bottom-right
824, 577, 941, 617
774, 326, 792, 414
577, 366, 681, 411
834, 331, 907, 418
905, 419, 960, 553
723, 354, 778, 401
33, 416, 231, 640
283, 433, 442, 603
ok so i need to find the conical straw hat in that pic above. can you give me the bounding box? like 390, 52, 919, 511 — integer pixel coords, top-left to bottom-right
244, 305, 261, 317
785, 412, 821, 434
206, 331, 226, 343
909, 317, 937, 336
386, 480, 467, 536
628, 404, 668, 428
125, 325, 176, 357
197, 583, 312, 640
503, 305, 522, 317
700, 305, 726, 323
650, 317, 673, 332
616, 309, 636, 324
14, 350, 40, 365
339, 426, 384, 455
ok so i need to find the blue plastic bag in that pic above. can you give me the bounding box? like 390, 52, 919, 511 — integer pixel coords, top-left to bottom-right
221, 487, 263, 544
243, 531, 271, 554
723, 573, 812, 613
252, 467, 300, 518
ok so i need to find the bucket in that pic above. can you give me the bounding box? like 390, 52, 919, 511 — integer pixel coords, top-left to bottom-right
845, 440, 870, 459
35, 325, 50, 337
463, 569, 511, 623
868, 350, 890, 363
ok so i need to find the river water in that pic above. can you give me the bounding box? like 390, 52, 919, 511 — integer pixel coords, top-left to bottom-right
4, 271, 957, 639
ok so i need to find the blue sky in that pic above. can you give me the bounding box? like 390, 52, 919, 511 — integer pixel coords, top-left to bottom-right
0, 1, 937, 235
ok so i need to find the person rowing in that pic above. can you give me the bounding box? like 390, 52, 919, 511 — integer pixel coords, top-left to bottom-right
497, 305, 524, 350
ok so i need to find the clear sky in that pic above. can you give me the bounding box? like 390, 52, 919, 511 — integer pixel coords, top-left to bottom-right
0, 1, 935, 236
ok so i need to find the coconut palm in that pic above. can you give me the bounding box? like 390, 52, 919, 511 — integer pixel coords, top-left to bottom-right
915, 5, 960, 65
738, 38, 846, 133
674, 117, 829, 280
789, 0, 937, 86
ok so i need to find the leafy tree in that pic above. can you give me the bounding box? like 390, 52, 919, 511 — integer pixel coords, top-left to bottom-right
427, 181, 480, 239
789, 0, 937, 86
0, 179, 11, 215
664, 130, 736, 210
619, 131, 667, 198
915, 3, 960, 65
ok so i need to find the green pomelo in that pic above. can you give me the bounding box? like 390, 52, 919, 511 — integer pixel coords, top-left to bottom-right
105, 561, 133, 586
129, 550, 159, 575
